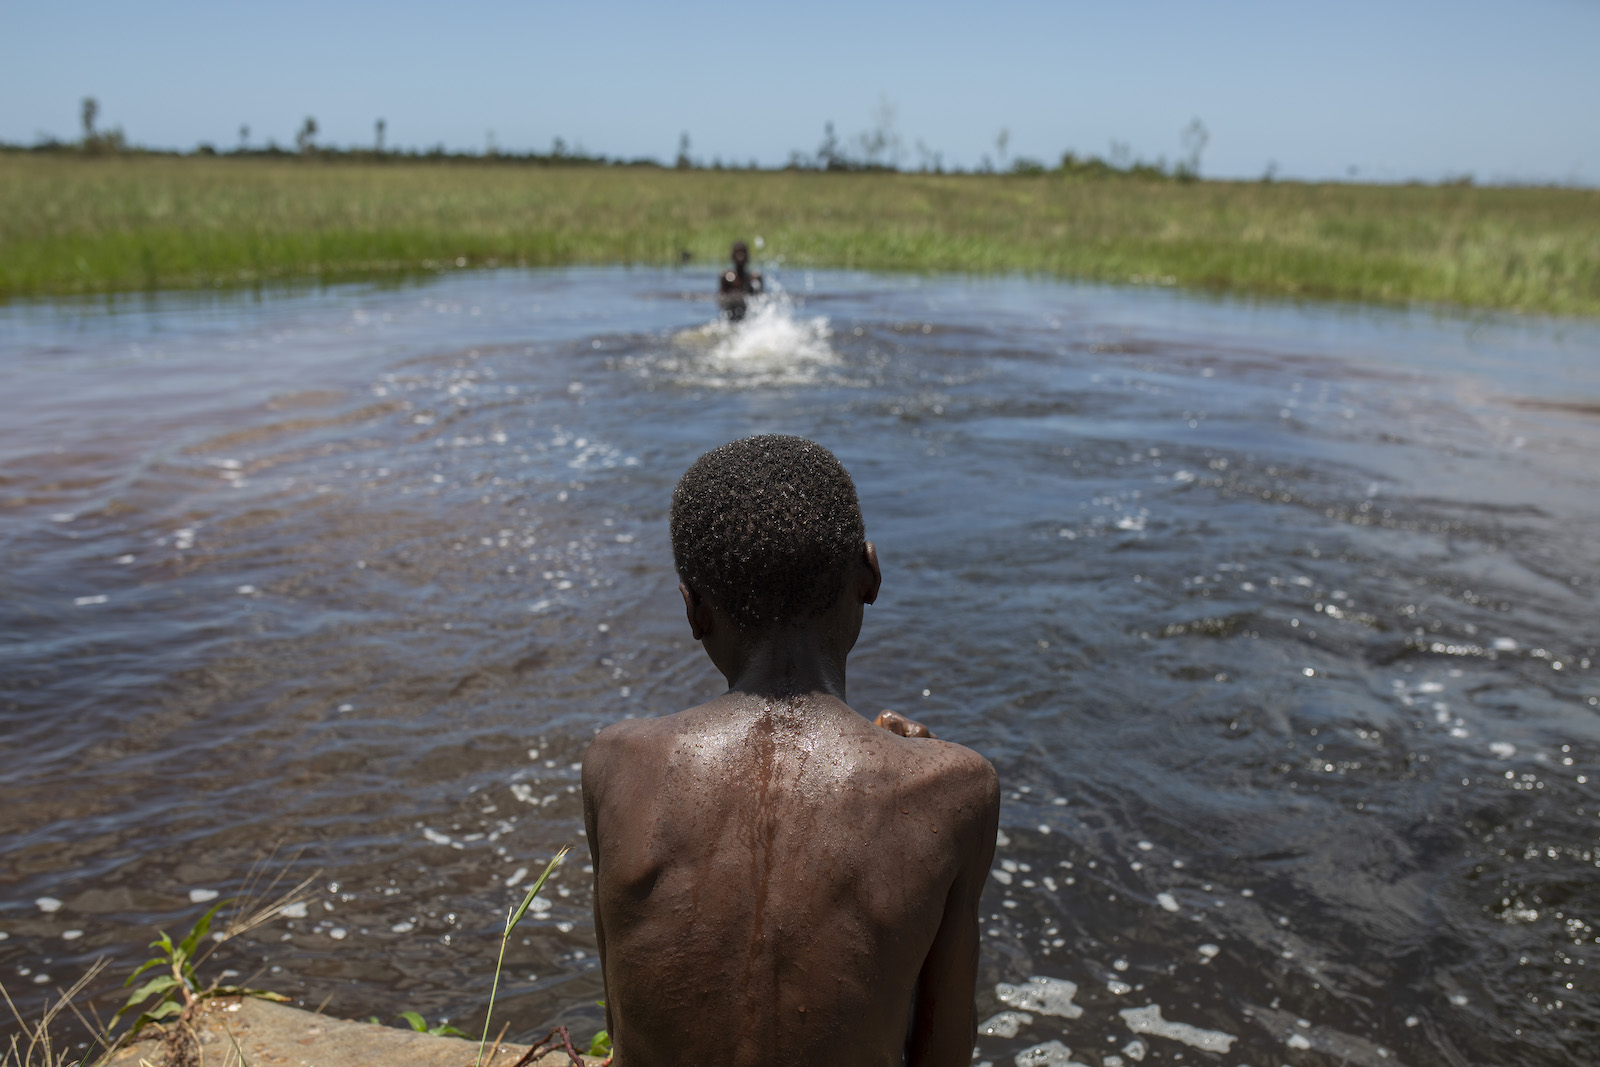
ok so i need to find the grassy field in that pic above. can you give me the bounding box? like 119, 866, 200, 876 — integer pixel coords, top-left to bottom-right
3, 154, 1598, 315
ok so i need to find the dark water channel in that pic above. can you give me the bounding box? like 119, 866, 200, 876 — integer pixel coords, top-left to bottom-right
2, 268, 1597, 1065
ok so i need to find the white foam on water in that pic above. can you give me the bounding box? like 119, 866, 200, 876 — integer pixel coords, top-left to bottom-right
72, 595, 108, 606
1156, 892, 1180, 912
505, 866, 528, 887
278, 902, 308, 918
61, 930, 83, 941
1119, 1005, 1235, 1053
1014, 1041, 1087, 1067
995, 976, 1083, 1019
35, 897, 62, 913
978, 1010, 1033, 1038
670, 293, 835, 388
1489, 741, 1517, 759
391, 921, 415, 933
189, 888, 219, 904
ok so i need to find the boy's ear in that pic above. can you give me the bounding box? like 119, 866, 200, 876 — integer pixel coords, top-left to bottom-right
860, 541, 882, 606
680, 583, 714, 641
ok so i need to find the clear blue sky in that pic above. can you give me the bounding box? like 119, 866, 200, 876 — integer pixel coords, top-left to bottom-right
4, 0, 1597, 183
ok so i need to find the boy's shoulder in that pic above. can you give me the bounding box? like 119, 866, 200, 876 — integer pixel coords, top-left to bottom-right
582, 713, 668, 778
583, 702, 997, 815
883, 732, 1000, 817
581, 705, 722, 785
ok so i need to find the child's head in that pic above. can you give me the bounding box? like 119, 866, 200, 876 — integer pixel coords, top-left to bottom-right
671, 435, 865, 633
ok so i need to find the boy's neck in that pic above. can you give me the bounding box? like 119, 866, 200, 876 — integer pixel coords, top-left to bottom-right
721, 630, 847, 703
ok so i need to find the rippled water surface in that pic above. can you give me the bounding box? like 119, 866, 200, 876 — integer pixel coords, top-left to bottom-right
2, 269, 1597, 1065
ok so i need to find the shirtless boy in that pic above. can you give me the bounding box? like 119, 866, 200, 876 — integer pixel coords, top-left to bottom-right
717, 240, 764, 321
582, 435, 1000, 1067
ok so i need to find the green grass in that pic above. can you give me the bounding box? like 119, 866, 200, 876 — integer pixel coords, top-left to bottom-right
3, 154, 1598, 315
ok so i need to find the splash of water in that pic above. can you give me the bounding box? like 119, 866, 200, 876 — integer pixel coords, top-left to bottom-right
672, 289, 835, 387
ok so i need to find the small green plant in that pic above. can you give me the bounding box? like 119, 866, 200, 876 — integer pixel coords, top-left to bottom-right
112, 898, 296, 1039
476, 846, 569, 1067
105, 861, 314, 1063
585, 1000, 610, 1056
398, 1011, 469, 1038
113, 899, 226, 1033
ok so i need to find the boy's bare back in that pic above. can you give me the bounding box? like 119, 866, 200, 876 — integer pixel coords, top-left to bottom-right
584, 693, 996, 1066
580, 435, 999, 1065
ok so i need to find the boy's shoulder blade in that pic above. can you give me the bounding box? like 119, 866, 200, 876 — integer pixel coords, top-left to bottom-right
584, 715, 659, 775
584, 703, 719, 771
880, 733, 1000, 816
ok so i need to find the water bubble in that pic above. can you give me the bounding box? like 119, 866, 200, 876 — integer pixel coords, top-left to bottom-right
978, 1010, 1033, 1038
1014, 1041, 1076, 1067
995, 976, 1084, 1018
1119, 1004, 1235, 1053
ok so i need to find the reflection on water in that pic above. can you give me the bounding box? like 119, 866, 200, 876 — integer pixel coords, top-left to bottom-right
1, 269, 1597, 1065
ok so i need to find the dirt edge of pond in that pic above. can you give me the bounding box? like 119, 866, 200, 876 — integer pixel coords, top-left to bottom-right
106, 996, 606, 1067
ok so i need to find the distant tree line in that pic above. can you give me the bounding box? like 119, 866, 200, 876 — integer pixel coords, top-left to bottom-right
6, 96, 1231, 179
5, 100, 1508, 188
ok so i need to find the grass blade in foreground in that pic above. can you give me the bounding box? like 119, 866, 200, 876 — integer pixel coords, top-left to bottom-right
477, 846, 569, 1067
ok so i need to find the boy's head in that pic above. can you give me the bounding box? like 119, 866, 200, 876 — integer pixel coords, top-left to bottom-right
671, 435, 865, 633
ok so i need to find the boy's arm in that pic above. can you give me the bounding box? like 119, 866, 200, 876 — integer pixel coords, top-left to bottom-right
905, 758, 1001, 1067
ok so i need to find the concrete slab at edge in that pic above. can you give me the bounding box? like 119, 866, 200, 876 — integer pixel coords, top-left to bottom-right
107, 996, 605, 1067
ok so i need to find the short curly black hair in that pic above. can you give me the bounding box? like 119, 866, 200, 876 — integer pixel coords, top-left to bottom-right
670, 435, 865, 632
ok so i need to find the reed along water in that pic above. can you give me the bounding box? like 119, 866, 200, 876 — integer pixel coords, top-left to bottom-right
2, 268, 1596, 1065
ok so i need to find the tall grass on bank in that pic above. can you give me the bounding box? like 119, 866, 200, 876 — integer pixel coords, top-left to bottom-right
3, 154, 1597, 315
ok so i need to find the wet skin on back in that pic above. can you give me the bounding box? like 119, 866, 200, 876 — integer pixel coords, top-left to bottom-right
582, 543, 999, 1066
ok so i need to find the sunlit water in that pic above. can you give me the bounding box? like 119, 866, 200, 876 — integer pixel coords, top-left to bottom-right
2, 268, 1597, 1065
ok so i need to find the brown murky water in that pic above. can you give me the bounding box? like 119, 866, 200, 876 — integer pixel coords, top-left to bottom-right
2, 269, 1597, 1065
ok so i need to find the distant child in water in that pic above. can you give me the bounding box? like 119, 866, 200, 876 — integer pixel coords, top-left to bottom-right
582, 435, 999, 1066
717, 240, 764, 321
